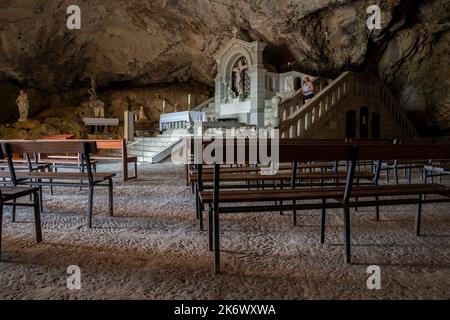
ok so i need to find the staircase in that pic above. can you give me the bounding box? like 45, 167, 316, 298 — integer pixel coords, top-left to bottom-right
278, 71, 417, 139
127, 98, 216, 163
127, 132, 186, 163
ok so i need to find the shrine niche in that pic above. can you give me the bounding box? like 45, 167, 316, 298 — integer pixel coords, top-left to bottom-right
214, 38, 267, 126
231, 57, 250, 100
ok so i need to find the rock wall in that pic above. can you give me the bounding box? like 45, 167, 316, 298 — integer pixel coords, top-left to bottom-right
0, 0, 448, 135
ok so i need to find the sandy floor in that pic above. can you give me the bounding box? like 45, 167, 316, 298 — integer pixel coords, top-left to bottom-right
0, 163, 449, 300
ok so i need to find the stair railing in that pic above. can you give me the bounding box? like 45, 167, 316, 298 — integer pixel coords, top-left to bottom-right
278, 72, 417, 139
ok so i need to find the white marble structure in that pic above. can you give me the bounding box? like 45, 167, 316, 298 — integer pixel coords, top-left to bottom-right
160, 38, 314, 131
212, 38, 312, 128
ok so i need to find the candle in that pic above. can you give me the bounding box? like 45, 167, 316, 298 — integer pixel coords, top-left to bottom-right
162, 100, 166, 113
188, 94, 191, 110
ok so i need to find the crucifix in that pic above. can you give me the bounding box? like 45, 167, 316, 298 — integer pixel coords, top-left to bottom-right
232, 58, 249, 97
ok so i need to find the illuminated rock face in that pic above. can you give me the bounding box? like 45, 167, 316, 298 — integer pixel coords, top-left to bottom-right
0, 0, 448, 133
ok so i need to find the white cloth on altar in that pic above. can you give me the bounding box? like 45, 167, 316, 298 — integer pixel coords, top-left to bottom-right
160, 111, 206, 129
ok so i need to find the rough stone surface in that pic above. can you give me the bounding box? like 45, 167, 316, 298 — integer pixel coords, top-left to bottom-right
0, 0, 448, 133
0, 163, 449, 299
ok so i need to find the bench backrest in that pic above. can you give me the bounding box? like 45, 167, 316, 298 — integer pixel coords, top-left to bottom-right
357, 144, 450, 161
190, 139, 356, 165
5, 141, 97, 155
95, 140, 125, 150
188, 138, 389, 164
1, 141, 98, 185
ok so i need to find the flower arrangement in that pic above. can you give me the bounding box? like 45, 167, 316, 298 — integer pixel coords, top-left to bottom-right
239, 92, 249, 102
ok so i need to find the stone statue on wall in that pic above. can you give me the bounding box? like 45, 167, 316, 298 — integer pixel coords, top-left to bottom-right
232, 58, 248, 97
137, 106, 148, 122
87, 76, 105, 118
16, 90, 29, 122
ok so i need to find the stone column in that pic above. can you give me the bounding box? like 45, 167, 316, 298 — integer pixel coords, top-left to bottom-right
249, 65, 266, 127
249, 41, 267, 128
214, 74, 224, 119
124, 111, 134, 140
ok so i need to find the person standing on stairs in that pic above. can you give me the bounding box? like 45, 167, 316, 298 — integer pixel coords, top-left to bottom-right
302, 76, 316, 103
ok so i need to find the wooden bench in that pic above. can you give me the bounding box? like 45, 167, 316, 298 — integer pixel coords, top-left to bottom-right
196, 142, 450, 274
92, 140, 137, 182
188, 139, 373, 230
1, 141, 116, 228
185, 138, 390, 186
0, 147, 42, 260
38, 139, 137, 182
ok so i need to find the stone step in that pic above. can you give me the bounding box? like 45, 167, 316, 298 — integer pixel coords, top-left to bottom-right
137, 156, 154, 163
130, 141, 176, 147
129, 151, 158, 158
128, 146, 166, 152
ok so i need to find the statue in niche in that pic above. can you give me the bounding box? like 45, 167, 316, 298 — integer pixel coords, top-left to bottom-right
87, 76, 105, 118
137, 106, 149, 122
16, 90, 30, 122
232, 57, 250, 99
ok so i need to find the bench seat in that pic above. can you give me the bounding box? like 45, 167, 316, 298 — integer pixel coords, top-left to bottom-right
1, 186, 40, 202
192, 162, 335, 175
200, 184, 450, 204
192, 171, 373, 182
0, 171, 115, 182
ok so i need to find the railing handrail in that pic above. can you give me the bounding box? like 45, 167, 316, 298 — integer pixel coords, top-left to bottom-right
192, 97, 215, 112
278, 71, 417, 139
278, 76, 333, 110
279, 72, 352, 131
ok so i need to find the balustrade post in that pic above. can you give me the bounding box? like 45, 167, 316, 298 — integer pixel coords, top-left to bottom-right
306, 112, 312, 131
289, 124, 295, 138
298, 118, 304, 136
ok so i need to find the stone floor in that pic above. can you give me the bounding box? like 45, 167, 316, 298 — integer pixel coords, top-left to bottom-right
0, 163, 449, 299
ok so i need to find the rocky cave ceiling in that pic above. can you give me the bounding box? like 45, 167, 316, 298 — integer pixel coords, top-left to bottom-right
0, 0, 449, 133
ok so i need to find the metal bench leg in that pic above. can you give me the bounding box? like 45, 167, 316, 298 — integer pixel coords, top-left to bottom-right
0, 200, 3, 261
50, 167, 55, 195
375, 196, 380, 221
208, 204, 213, 251
292, 200, 297, 226
195, 184, 200, 220
108, 179, 113, 217
88, 186, 94, 228
11, 199, 16, 222
199, 200, 204, 232
33, 191, 42, 243
408, 167, 412, 184
213, 207, 220, 274
343, 206, 351, 264
394, 166, 399, 185
38, 185, 44, 214
320, 199, 326, 244
415, 194, 423, 236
